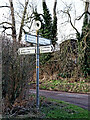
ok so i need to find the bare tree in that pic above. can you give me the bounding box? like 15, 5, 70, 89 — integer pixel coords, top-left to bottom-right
60, 0, 90, 36
18, 0, 29, 42
0, 1, 37, 112
0, 0, 34, 43
9, 0, 17, 42
59, 0, 90, 76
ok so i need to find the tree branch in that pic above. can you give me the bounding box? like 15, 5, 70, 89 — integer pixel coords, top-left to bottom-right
61, 10, 80, 34
2, 26, 12, 33
0, 22, 12, 26
75, 11, 90, 20
3, 26, 12, 30
25, 19, 34, 29
68, 12, 79, 34
18, 0, 29, 42
82, 31, 90, 51
0, 6, 10, 8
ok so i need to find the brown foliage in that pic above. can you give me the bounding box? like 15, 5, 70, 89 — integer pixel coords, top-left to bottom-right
2, 36, 35, 114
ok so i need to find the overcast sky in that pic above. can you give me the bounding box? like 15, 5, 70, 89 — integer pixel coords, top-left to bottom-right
0, 0, 85, 43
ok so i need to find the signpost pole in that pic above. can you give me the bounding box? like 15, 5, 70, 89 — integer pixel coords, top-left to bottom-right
36, 30, 39, 109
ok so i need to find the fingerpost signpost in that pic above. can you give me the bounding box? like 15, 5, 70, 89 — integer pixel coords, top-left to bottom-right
18, 21, 54, 109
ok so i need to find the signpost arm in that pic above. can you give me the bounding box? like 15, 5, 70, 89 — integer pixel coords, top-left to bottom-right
36, 30, 39, 109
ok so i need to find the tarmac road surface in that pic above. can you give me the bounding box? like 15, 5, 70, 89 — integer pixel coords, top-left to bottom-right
30, 89, 89, 110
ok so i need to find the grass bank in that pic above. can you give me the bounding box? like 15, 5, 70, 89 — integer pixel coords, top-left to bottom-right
40, 98, 89, 119
2, 95, 89, 119
39, 79, 90, 93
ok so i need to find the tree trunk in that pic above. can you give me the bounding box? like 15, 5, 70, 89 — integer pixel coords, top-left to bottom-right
85, 1, 90, 23
18, 0, 29, 42
9, 0, 16, 42
53, 0, 57, 17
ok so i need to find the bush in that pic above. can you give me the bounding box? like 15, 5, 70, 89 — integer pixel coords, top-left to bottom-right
2, 36, 35, 106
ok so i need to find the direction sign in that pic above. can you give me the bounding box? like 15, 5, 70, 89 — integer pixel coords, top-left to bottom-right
20, 29, 53, 109
18, 47, 35, 55
40, 45, 54, 53
25, 34, 36, 44
39, 37, 51, 45
18, 45, 54, 55
25, 34, 51, 45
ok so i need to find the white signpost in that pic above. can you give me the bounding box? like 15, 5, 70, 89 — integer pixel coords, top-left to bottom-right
25, 34, 51, 45
40, 45, 54, 53
18, 20, 54, 109
18, 45, 54, 55
18, 47, 35, 55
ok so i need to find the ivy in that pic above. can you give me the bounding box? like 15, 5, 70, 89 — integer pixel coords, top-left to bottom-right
33, 1, 57, 65
77, 12, 90, 77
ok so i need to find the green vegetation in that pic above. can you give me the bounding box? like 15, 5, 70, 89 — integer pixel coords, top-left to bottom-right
2, 95, 89, 119
33, 0, 57, 65
41, 98, 89, 119
39, 79, 89, 93
77, 10, 90, 77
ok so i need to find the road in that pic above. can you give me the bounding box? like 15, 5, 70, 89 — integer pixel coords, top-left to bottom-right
30, 89, 89, 110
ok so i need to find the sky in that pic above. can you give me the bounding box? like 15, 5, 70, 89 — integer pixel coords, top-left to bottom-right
0, 0, 85, 44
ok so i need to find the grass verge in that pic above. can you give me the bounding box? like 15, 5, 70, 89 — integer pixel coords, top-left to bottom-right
1, 95, 89, 119
40, 98, 89, 119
